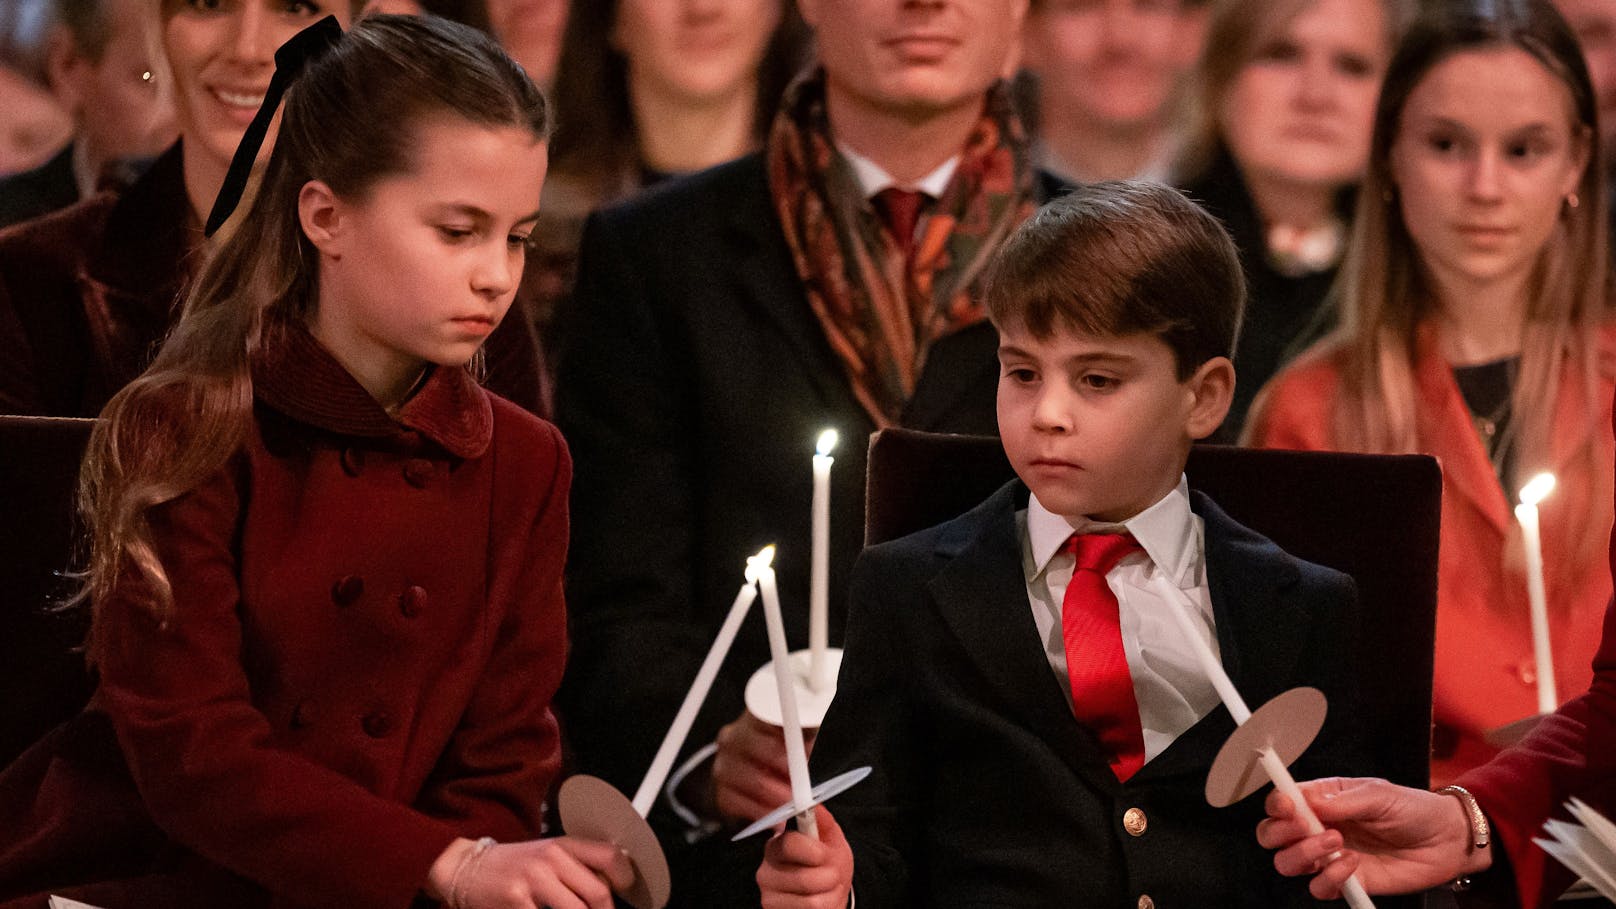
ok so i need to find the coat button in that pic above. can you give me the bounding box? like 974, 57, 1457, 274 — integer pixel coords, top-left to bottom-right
399, 585, 427, 618
331, 575, 364, 606
362, 711, 395, 738
290, 701, 315, 729
1515, 660, 1537, 686
340, 447, 365, 477
1123, 807, 1148, 837
403, 459, 434, 488
1137, 896, 1154, 909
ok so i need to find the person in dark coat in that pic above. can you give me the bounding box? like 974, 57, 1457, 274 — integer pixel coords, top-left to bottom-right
0, 0, 176, 229
757, 181, 1365, 909
553, 0, 1066, 902
1174, 0, 1400, 440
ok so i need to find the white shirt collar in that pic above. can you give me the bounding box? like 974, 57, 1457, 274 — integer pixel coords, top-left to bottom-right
1027, 476, 1200, 586
837, 140, 960, 200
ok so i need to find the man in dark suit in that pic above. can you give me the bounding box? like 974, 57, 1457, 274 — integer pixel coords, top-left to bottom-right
758, 184, 1365, 907
0, 0, 174, 229
554, 0, 1058, 902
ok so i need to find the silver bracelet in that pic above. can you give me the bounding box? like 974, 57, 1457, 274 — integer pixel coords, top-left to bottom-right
449, 836, 498, 909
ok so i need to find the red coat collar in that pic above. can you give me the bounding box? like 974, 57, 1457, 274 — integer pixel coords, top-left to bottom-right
251, 320, 493, 459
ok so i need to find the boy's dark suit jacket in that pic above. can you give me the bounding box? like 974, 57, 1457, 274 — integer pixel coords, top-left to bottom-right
811, 480, 1365, 908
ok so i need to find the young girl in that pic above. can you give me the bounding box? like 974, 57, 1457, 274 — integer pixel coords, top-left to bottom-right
1246, 0, 1616, 785
0, 15, 631, 909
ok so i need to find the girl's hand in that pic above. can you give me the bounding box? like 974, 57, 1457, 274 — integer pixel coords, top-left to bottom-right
428, 836, 636, 909
757, 806, 853, 909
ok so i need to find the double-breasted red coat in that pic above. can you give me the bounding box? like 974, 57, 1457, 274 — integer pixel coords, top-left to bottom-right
1246, 322, 1616, 786
0, 323, 571, 908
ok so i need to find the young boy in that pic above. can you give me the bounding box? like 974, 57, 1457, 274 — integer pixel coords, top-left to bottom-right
756, 182, 1363, 908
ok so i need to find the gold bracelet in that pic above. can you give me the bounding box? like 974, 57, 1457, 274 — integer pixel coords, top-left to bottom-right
1436, 785, 1491, 850
1436, 785, 1490, 893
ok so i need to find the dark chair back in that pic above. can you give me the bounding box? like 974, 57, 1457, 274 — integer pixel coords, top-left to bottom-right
865, 427, 1440, 797
0, 415, 96, 766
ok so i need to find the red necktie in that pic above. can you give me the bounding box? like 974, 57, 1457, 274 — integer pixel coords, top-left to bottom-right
873, 187, 927, 260
1062, 533, 1147, 783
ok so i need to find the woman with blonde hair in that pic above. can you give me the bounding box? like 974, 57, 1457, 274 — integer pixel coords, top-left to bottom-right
1246, 0, 1616, 785
1178, 0, 1401, 439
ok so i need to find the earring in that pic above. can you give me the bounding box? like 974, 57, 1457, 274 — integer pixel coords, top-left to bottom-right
1567, 192, 1581, 210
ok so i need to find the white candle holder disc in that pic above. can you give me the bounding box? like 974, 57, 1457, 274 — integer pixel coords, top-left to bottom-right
731, 765, 873, 841
744, 647, 844, 729
557, 775, 672, 909
1205, 687, 1328, 808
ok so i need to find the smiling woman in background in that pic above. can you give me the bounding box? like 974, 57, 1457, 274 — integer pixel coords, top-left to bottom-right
0, 0, 545, 419
1178, 0, 1400, 440
1245, 0, 1616, 786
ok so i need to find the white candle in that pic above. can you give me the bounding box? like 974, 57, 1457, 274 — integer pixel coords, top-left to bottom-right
757, 559, 820, 839
1148, 575, 1374, 909
631, 547, 771, 816
1516, 472, 1558, 715
810, 429, 838, 692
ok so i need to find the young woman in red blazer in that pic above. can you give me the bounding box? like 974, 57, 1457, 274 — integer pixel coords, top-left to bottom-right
0, 16, 630, 909
1245, 0, 1616, 787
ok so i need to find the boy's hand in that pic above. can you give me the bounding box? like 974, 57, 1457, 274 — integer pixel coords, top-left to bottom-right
714, 709, 816, 822
758, 806, 853, 909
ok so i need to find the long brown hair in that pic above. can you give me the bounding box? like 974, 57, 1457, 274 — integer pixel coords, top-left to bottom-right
1327, 0, 1611, 568
547, 0, 809, 200
77, 14, 550, 637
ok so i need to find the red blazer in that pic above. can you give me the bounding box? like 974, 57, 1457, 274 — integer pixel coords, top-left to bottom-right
1246, 323, 1616, 785
0, 324, 571, 908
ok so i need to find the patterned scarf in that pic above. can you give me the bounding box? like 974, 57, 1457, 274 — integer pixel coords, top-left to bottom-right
767, 70, 1036, 426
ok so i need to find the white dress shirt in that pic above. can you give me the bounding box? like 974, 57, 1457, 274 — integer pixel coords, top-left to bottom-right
1019, 476, 1223, 762
837, 142, 959, 201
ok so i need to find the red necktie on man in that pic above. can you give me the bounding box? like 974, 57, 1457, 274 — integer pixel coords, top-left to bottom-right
873, 187, 927, 262
1062, 533, 1148, 783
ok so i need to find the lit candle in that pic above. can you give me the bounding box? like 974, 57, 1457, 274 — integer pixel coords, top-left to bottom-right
630, 547, 770, 816
1148, 575, 1375, 909
810, 429, 838, 692
757, 555, 819, 839
1516, 472, 1558, 715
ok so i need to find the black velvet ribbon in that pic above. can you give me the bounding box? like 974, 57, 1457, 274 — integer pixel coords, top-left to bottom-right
204, 14, 344, 237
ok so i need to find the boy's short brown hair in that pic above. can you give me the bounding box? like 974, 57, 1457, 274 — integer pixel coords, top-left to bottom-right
984, 181, 1245, 380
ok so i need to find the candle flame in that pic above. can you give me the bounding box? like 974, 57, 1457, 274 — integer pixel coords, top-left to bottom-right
1519, 473, 1557, 507
816, 429, 839, 457
745, 545, 777, 582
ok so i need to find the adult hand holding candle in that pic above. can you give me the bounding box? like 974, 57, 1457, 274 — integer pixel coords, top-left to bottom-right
1147, 575, 1376, 909
755, 551, 820, 839
810, 429, 838, 692
1516, 472, 1558, 715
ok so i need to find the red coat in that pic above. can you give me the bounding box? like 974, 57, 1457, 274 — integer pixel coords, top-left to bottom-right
0, 323, 571, 908
1246, 322, 1616, 785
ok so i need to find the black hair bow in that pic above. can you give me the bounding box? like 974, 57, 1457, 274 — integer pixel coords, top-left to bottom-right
204, 14, 344, 237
